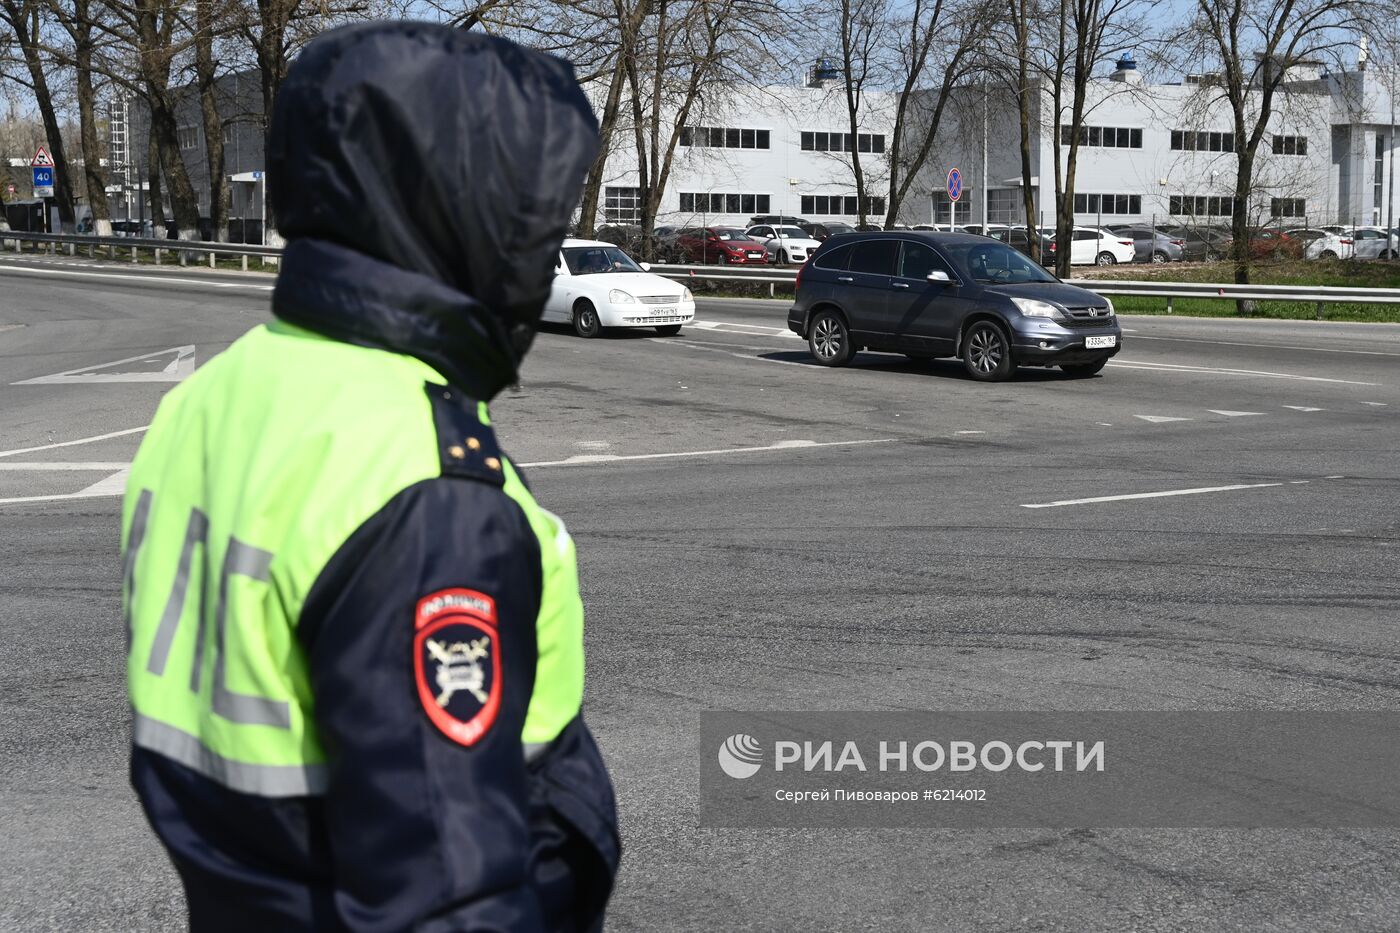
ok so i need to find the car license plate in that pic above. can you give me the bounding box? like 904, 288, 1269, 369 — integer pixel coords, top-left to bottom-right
650, 307, 676, 316
1084, 335, 1117, 349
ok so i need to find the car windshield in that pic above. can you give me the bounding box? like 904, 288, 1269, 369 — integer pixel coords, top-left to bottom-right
714, 229, 757, 243
774, 226, 807, 238
562, 246, 644, 275
946, 242, 1058, 284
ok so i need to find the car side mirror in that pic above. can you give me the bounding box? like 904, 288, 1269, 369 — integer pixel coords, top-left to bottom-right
640, 262, 652, 271
927, 270, 951, 284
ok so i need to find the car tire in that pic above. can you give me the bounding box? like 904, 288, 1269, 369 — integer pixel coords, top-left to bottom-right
780, 249, 790, 265
1095, 252, 1117, 266
655, 325, 682, 336
962, 321, 1015, 381
808, 309, 853, 367
1062, 358, 1108, 378
1321, 250, 1337, 260
1151, 251, 1168, 264
572, 301, 601, 338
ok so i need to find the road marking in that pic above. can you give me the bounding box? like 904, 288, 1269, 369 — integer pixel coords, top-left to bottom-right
1021, 482, 1286, 509
692, 318, 801, 339
0, 467, 132, 505
0, 425, 149, 458
653, 337, 813, 368
1108, 359, 1379, 386
1124, 333, 1400, 358
1282, 405, 1324, 412
1135, 415, 1192, 423
13, 345, 195, 384
520, 437, 893, 468
0, 261, 274, 290
955, 430, 985, 435
1208, 409, 1264, 417
0, 462, 131, 470
1362, 401, 1388, 406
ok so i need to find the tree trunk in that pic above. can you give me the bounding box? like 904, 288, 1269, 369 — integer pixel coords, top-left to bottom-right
1012, 0, 1039, 260
1231, 147, 1254, 312
134, 0, 202, 241
72, 0, 112, 235
148, 121, 166, 236
3, 1, 78, 231
577, 57, 629, 238
196, 0, 228, 241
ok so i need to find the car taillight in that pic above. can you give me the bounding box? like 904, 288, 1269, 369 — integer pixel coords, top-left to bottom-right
1341, 238, 1354, 245
1118, 239, 1133, 246
795, 265, 803, 291
1171, 239, 1185, 245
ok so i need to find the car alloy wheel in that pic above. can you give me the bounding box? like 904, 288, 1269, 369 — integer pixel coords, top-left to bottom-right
573, 301, 601, 338
962, 321, 1014, 381
1151, 251, 1168, 263
808, 311, 852, 366
1096, 252, 1116, 266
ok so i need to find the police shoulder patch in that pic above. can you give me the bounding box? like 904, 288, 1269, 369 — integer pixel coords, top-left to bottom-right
414, 588, 501, 747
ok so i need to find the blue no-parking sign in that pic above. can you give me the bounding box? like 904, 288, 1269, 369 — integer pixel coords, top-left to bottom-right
946, 167, 962, 202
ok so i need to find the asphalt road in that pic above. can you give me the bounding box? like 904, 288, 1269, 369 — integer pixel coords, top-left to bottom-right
1, 253, 1398, 931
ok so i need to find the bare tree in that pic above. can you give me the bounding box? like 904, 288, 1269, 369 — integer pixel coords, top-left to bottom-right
1188, 0, 1366, 290
0, 0, 78, 230
46, 0, 115, 233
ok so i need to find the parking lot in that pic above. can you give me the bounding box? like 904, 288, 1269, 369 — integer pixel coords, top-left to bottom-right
2, 253, 1398, 931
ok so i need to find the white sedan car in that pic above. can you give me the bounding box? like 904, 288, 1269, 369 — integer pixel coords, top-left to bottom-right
1048, 227, 1138, 265
544, 239, 696, 338
746, 224, 823, 264
1301, 226, 1398, 260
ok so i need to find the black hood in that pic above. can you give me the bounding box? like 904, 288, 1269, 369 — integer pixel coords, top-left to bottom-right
267, 22, 599, 398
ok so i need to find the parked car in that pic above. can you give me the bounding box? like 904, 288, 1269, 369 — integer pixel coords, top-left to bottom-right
1161, 225, 1229, 261
786, 231, 1121, 381
1107, 224, 1186, 263
800, 221, 857, 241
1299, 226, 1399, 260
545, 239, 696, 337
746, 223, 822, 264
990, 226, 1053, 264
1047, 227, 1136, 266
961, 223, 1008, 238
913, 224, 968, 232
1231, 228, 1303, 261
673, 226, 770, 264
748, 214, 810, 228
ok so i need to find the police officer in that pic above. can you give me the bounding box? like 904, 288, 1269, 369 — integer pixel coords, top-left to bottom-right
120, 22, 618, 931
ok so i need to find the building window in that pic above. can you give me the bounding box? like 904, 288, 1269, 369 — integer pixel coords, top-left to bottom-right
1170, 195, 1238, 216
679, 192, 771, 215
1061, 125, 1143, 149
986, 188, 1023, 223
680, 126, 770, 150
800, 193, 885, 216
1271, 134, 1307, 156
800, 131, 885, 154
1271, 197, 1306, 217
604, 186, 641, 224
1072, 193, 1142, 215
1170, 129, 1236, 152
177, 126, 200, 150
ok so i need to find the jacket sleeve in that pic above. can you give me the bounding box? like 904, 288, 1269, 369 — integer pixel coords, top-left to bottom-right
297, 476, 545, 932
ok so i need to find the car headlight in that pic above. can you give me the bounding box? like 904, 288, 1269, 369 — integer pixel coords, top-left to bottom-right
608, 289, 636, 304
682, 287, 693, 302
1010, 297, 1063, 319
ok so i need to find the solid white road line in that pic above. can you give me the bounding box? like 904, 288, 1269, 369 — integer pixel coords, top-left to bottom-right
520, 437, 894, 468
1107, 359, 1379, 386
1208, 409, 1264, 417
0, 462, 131, 470
1123, 333, 1400, 358
0, 425, 149, 458
0, 261, 274, 290
1021, 482, 1288, 509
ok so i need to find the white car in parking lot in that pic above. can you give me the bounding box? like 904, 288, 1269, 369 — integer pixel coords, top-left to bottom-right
1301, 226, 1399, 260
746, 224, 823, 264
1048, 227, 1137, 265
544, 239, 696, 338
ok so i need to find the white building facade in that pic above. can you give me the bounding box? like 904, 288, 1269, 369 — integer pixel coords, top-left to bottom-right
583, 56, 1398, 233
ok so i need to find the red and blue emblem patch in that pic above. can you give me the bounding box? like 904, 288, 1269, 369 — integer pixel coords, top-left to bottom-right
414, 588, 501, 747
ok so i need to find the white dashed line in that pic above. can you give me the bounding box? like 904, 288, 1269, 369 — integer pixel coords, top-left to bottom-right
0, 425, 150, 458
1135, 415, 1193, 423
520, 437, 893, 468
1282, 405, 1324, 412
1108, 359, 1379, 386
1208, 410, 1264, 417
1022, 482, 1287, 509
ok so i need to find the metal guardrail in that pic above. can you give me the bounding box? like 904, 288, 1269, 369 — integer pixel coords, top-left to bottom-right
2, 231, 1398, 317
